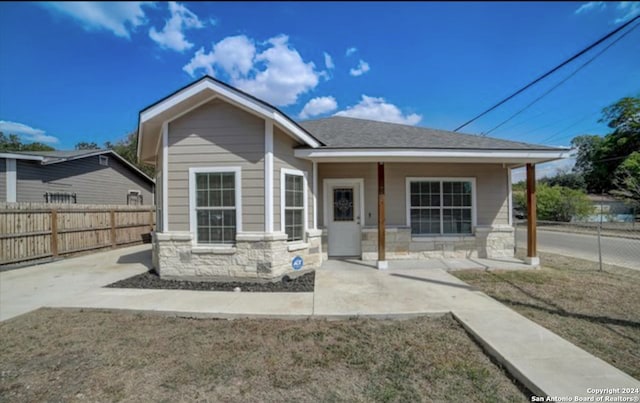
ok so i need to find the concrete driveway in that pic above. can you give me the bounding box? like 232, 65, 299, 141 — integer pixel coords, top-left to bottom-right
0, 244, 150, 321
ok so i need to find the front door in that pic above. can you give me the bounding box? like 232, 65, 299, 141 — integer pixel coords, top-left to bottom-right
327, 181, 361, 257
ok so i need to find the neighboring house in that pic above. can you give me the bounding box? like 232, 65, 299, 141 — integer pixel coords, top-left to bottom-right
583, 194, 635, 223
137, 76, 568, 281
0, 149, 154, 205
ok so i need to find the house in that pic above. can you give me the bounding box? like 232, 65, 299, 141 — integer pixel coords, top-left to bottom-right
137, 76, 568, 281
0, 149, 154, 205
583, 194, 636, 222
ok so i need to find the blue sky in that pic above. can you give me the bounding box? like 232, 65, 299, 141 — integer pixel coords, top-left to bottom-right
0, 2, 638, 179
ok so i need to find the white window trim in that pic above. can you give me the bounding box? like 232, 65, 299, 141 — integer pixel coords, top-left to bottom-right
280, 168, 308, 242
405, 177, 477, 235
189, 166, 242, 246
127, 189, 143, 205
99, 155, 109, 166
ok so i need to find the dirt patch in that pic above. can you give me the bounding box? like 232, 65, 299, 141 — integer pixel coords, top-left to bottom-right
0, 309, 527, 402
106, 270, 315, 292
453, 252, 640, 379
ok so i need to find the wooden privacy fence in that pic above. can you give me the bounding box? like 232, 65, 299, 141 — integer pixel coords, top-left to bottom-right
0, 203, 155, 266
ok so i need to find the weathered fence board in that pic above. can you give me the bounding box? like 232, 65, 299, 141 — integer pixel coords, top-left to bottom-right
0, 203, 155, 266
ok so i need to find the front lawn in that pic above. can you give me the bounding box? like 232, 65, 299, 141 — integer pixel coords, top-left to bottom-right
453, 252, 640, 379
0, 309, 527, 402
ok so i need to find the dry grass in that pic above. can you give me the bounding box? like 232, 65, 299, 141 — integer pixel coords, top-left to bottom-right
454, 252, 640, 379
0, 309, 527, 402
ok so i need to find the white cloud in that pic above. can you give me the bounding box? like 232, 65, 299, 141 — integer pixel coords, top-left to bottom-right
574, 1, 639, 23
0, 121, 59, 144
349, 59, 370, 77
183, 47, 215, 76
345, 47, 357, 56
44, 2, 151, 38
574, 1, 606, 14
323, 52, 334, 69
615, 1, 640, 23
149, 2, 203, 52
184, 34, 321, 106
335, 95, 422, 125
299, 96, 338, 119
183, 35, 255, 78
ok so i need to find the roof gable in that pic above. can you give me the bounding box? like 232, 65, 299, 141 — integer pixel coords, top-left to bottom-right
137, 76, 322, 163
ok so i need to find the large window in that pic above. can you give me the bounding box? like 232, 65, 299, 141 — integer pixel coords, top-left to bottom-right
281, 169, 307, 242
407, 178, 475, 235
189, 167, 241, 245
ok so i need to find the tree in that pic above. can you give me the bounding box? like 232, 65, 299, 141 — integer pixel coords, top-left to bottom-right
601, 96, 640, 134
75, 141, 99, 150
571, 135, 607, 192
611, 152, 640, 208
539, 169, 586, 190
0, 132, 55, 152
513, 183, 592, 222
106, 131, 154, 177
572, 96, 640, 194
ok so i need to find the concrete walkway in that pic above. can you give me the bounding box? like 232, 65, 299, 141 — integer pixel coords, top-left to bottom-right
1, 249, 638, 398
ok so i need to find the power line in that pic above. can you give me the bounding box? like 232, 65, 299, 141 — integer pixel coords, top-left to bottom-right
539, 110, 601, 144
481, 22, 640, 136
453, 14, 640, 132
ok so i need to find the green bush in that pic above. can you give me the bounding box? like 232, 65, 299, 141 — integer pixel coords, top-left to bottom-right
513, 183, 592, 222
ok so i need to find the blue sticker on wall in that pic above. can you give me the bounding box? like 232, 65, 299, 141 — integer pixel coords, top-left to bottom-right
292, 256, 304, 270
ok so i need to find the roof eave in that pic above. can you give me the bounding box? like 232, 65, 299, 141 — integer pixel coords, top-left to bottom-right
0, 153, 45, 161
293, 148, 571, 164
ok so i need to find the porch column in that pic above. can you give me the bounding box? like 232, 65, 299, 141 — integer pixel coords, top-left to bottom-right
525, 163, 539, 266
377, 162, 388, 269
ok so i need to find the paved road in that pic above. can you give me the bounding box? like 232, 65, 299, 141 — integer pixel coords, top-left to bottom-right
515, 228, 640, 270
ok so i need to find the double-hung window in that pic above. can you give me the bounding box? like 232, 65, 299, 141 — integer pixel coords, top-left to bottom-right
189, 167, 241, 245
281, 169, 306, 242
407, 178, 475, 236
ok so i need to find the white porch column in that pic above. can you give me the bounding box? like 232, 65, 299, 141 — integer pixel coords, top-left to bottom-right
264, 120, 274, 233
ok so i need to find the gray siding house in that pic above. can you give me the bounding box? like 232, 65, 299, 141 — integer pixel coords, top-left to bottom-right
0, 150, 154, 205
137, 76, 568, 282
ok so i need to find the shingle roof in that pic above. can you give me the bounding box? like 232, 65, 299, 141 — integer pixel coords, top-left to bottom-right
6, 149, 154, 183
11, 149, 108, 161
299, 116, 563, 151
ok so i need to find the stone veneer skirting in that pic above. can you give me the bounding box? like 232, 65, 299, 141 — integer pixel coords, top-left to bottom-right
321, 225, 514, 260
153, 226, 513, 280
153, 229, 323, 282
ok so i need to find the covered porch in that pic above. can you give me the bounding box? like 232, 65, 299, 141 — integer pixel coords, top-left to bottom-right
307, 159, 546, 269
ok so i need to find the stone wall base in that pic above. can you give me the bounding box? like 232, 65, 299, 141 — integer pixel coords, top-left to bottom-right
153, 229, 322, 282
324, 225, 515, 261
